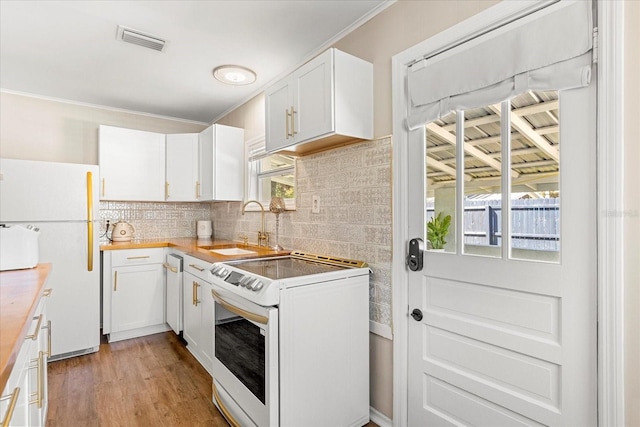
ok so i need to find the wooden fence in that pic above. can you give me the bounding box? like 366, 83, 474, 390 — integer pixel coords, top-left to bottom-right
427, 198, 560, 251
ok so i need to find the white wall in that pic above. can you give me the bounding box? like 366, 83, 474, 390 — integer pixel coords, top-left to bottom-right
0, 91, 206, 164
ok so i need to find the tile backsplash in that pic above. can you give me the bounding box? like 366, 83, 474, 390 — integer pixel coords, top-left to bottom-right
99, 201, 212, 240
211, 136, 393, 328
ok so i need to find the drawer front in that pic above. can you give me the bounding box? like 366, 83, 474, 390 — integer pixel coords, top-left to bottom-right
111, 248, 165, 266
183, 255, 210, 281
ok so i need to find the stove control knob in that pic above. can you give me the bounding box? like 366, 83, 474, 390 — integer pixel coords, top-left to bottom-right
240, 277, 251, 287
210, 265, 221, 275
252, 281, 263, 291
245, 278, 256, 289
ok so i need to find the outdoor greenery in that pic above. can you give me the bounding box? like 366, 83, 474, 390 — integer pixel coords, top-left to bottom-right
427, 212, 451, 250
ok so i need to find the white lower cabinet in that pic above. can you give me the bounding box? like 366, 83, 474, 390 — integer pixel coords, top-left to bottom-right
102, 248, 169, 342
182, 255, 214, 375
1, 289, 50, 427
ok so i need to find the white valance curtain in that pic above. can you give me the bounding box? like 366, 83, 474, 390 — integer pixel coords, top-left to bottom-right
406, 0, 593, 129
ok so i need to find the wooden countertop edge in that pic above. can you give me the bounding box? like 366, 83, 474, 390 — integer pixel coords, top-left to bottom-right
100, 238, 291, 263
0, 263, 52, 393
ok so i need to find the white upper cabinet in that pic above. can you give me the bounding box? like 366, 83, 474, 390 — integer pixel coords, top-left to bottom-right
166, 133, 199, 202
99, 124, 244, 202
265, 48, 373, 155
99, 125, 166, 201
198, 124, 244, 201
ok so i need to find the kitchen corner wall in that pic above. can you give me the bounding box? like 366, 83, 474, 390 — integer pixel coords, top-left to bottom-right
99, 201, 212, 239
211, 136, 393, 327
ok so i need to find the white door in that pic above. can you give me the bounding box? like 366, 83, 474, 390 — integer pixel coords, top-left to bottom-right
407, 83, 596, 425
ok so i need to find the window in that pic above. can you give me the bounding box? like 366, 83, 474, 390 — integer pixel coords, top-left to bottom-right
246, 136, 296, 209
424, 90, 560, 262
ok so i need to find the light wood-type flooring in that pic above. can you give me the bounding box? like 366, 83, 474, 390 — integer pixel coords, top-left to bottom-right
46, 332, 379, 427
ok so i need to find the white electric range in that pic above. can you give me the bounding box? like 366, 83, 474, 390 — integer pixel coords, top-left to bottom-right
208, 251, 371, 427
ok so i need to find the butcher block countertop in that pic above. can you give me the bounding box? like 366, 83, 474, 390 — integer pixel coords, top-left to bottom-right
100, 238, 290, 263
0, 263, 51, 393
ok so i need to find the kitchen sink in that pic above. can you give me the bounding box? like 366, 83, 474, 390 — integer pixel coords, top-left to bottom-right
208, 248, 257, 256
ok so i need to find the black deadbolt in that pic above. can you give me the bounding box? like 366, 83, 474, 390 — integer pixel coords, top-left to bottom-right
411, 308, 423, 321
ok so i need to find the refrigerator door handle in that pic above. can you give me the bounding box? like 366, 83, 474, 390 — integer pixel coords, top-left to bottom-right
87, 171, 94, 272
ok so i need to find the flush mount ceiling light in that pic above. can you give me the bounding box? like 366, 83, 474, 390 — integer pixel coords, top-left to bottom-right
213, 65, 256, 85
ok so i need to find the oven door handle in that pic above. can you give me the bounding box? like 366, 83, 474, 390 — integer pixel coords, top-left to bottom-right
212, 381, 241, 427
211, 289, 269, 325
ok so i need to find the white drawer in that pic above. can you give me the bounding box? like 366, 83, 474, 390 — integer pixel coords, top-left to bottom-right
111, 248, 165, 267
183, 255, 211, 281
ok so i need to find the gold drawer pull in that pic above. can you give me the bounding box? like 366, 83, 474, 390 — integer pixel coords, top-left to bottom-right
114, 270, 118, 292
127, 256, 150, 260
0, 387, 20, 427
43, 288, 52, 297
163, 263, 178, 273
25, 314, 44, 341
188, 263, 205, 272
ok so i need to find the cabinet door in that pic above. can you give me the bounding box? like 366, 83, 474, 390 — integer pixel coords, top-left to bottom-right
198, 126, 214, 201
111, 264, 164, 333
166, 133, 198, 202
165, 255, 183, 334
293, 49, 333, 143
182, 271, 202, 349
200, 280, 214, 372
198, 125, 244, 201
99, 125, 166, 201
265, 77, 295, 152
212, 125, 244, 201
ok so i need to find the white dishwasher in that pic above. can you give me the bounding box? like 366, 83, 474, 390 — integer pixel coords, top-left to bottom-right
164, 253, 183, 334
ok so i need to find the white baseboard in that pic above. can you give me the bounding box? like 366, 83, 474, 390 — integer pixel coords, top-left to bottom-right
370, 406, 392, 427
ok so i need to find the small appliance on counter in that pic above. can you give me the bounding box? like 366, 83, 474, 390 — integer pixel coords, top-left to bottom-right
0, 224, 40, 271
111, 220, 135, 242
197, 220, 213, 239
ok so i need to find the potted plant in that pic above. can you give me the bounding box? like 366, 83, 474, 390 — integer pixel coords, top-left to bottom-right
427, 212, 451, 251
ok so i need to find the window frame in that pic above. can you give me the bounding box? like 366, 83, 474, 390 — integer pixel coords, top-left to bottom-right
245, 135, 296, 211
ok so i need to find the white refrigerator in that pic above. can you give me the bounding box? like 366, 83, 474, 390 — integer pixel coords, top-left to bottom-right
0, 158, 100, 359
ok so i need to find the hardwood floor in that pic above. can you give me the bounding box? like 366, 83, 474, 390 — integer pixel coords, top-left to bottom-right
46, 332, 379, 427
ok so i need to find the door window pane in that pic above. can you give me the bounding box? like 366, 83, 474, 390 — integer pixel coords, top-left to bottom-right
461, 104, 503, 258
509, 90, 560, 262
425, 111, 457, 252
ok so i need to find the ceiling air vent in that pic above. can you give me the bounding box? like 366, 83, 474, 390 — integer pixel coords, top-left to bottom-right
116, 25, 166, 52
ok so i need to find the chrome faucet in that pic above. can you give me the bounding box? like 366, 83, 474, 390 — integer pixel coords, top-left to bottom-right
241, 200, 267, 247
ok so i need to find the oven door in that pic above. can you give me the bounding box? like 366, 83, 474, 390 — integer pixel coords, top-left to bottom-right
210, 284, 278, 427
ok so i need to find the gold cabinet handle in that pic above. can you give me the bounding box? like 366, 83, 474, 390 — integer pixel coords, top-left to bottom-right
192, 281, 201, 306
28, 352, 44, 408
211, 289, 268, 325
42, 320, 52, 357
114, 270, 118, 292
101, 178, 105, 197
286, 108, 291, 139
196, 181, 200, 199
0, 387, 20, 427
127, 256, 150, 260
291, 106, 297, 136
25, 314, 44, 341
87, 171, 94, 272
163, 263, 178, 273
165, 181, 170, 199
188, 263, 205, 272
43, 288, 52, 297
